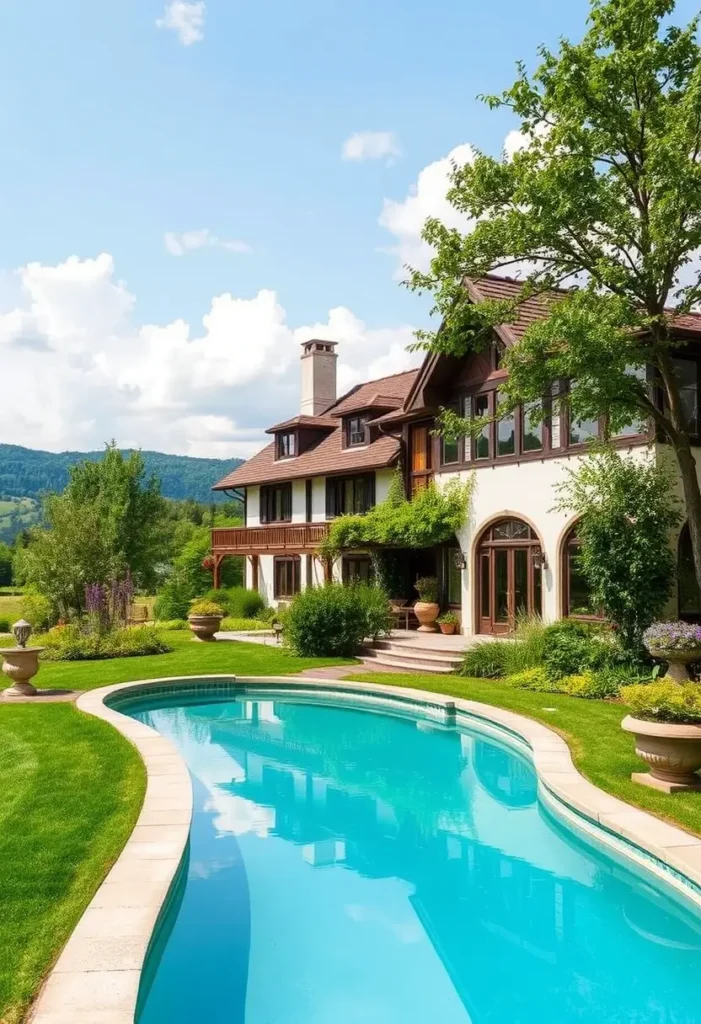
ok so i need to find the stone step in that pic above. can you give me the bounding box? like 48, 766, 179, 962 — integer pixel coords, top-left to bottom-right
360, 653, 456, 675
365, 643, 464, 666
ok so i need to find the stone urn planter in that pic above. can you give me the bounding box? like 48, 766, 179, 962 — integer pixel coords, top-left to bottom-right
643, 623, 701, 683
1, 646, 44, 697
646, 648, 698, 683
622, 715, 701, 793
413, 577, 440, 633
414, 603, 440, 633
188, 614, 223, 642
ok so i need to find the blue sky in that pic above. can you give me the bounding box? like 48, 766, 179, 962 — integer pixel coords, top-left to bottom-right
1, 0, 698, 457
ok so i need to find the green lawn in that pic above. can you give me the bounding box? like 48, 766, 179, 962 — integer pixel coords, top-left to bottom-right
0, 703, 145, 1024
353, 671, 701, 837
0, 633, 353, 1024
0, 593, 23, 623
37, 628, 352, 692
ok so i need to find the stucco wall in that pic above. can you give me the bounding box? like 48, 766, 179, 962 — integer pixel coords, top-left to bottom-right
440, 446, 653, 635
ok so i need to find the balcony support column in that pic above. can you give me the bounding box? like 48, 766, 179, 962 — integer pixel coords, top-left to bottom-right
213, 555, 223, 589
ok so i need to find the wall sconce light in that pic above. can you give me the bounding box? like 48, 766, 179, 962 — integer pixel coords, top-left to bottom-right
453, 551, 467, 571
532, 547, 548, 571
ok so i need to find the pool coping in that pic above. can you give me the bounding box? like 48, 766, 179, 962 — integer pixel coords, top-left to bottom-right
29, 672, 701, 1024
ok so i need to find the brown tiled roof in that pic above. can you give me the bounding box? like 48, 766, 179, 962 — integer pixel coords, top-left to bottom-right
213, 367, 419, 490
265, 415, 336, 434
325, 369, 419, 415
468, 274, 701, 343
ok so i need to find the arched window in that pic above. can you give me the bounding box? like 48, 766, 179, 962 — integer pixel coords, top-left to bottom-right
476, 518, 543, 634
679, 524, 701, 621
562, 526, 600, 619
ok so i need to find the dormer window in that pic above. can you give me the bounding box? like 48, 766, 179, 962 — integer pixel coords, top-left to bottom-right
346, 415, 368, 447
277, 432, 297, 459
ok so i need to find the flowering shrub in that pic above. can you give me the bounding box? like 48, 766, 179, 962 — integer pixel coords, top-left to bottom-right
643, 622, 701, 654
189, 600, 224, 617
622, 681, 701, 723
38, 624, 171, 661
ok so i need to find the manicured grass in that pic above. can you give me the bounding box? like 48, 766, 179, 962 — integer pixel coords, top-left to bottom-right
0, 593, 23, 622
0, 703, 145, 1024
37, 628, 354, 692
352, 671, 701, 838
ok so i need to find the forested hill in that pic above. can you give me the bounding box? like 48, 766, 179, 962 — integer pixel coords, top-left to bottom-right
0, 444, 243, 504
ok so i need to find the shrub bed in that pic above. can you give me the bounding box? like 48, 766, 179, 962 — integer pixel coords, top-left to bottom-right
38, 625, 172, 662
220, 617, 272, 632
621, 681, 701, 723
285, 584, 392, 658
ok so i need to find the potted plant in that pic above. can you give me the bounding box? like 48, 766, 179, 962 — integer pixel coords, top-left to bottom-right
642, 621, 701, 682
414, 577, 440, 633
188, 599, 224, 641
437, 611, 459, 636
621, 680, 701, 792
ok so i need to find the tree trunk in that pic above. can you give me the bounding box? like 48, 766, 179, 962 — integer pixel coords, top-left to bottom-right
673, 436, 701, 604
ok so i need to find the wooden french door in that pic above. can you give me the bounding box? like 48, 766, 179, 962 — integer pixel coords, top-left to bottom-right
477, 519, 542, 634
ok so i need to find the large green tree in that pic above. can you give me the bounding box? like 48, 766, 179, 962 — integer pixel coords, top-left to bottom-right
410, 0, 701, 595
16, 445, 166, 618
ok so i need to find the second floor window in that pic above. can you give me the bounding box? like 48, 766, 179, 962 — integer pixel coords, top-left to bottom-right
326, 474, 375, 517
671, 358, 699, 434
260, 482, 292, 523
346, 416, 368, 446
277, 432, 296, 459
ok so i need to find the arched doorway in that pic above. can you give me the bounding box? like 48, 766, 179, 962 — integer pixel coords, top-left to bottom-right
678, 524, 701, 621
476, 518, 543, 634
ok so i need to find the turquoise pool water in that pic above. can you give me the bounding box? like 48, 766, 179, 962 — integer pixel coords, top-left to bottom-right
126, 689, 701, 1023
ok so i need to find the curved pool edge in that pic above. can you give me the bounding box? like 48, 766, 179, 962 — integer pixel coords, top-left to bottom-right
29, 672, 701, 1024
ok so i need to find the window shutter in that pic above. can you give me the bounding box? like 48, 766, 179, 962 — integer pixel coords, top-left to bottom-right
260, 487, 269, 524
367, 474, 376, 510
326, 479, 335, 518
294, 557, 301, 594
463, 397, 472, 461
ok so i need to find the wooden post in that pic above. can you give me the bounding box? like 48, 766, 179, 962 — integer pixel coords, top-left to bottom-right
250, 555, 260, 592
323, 556, 333, 584
213, 555, 223, 590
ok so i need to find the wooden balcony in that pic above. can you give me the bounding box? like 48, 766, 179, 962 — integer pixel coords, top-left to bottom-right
212, 522, 330, 555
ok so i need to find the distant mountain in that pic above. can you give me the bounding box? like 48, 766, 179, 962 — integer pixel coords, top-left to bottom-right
0, 444, 243, 506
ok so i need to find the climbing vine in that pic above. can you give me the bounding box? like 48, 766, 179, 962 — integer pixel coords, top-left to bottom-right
319, 471, 473, 560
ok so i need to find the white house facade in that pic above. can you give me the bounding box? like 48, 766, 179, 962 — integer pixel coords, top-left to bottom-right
212, 276, 701, 635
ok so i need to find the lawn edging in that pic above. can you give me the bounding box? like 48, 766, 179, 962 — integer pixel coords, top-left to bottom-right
30, 672, 701, 1023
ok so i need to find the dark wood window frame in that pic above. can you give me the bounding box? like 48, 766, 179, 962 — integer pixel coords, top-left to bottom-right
276, 431, 297, 460
274, 555, 301, 599
305, 479, 313, 522
409, 420, 435, 495
342, 555, 374, 584
434, 378, 649, 474
260, 482, 292, 524
325, 474, 376, 518
345, 415, 369, 448
561, 525, 604, 621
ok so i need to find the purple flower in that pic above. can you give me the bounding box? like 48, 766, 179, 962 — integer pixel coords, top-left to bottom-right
643, 621, 701, 653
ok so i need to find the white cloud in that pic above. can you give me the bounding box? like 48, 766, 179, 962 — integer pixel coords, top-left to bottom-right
0, 253, 421, 458
342, 131, 401, 164
379, 143, 476, 278
164, 229, 251, 257
156, 1, 205, 46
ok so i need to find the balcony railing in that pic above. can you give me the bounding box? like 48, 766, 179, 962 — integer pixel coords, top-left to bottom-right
212, 522, 330, 555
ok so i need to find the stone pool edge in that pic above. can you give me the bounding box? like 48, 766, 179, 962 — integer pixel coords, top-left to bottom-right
29, 672, 701, 1024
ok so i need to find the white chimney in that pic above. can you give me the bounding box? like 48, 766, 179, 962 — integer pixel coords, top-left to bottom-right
300, 339, 338, 416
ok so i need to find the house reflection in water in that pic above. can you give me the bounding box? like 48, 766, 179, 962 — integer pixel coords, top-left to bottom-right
138, 698, 701, 1024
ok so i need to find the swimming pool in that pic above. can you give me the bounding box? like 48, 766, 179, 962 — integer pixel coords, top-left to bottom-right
122, 686, 701, 1024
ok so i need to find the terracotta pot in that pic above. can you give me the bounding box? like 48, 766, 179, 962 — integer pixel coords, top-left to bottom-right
646, 648, 699, 684
439, 622, 456, 636
1, 646, 44, 697
188, 614, 223, 641
622, 714, 701, 792
414, 602, 440, 633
